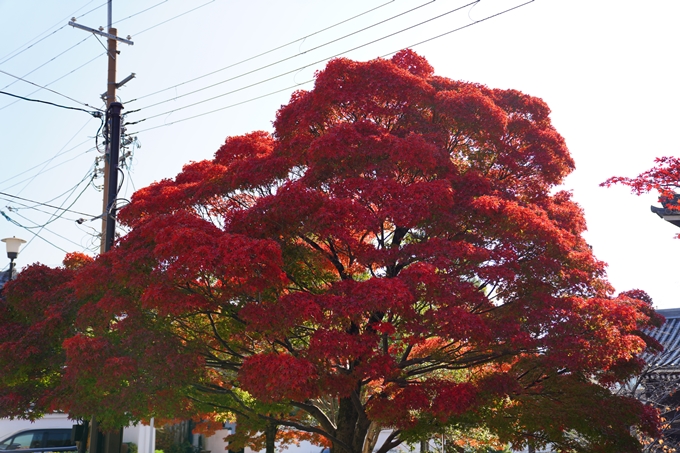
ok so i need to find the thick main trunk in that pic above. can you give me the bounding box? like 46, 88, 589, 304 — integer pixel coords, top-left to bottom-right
264, 421, 278, 453
332, 395, 371, 453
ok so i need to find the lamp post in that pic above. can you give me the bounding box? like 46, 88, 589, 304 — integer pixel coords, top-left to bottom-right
2, 236, 26, 280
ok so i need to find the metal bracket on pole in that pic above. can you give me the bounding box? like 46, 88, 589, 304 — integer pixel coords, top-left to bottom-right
68, 21, 134, 45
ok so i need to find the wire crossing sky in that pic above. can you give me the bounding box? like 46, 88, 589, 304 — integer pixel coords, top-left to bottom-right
0, 0, 678, 308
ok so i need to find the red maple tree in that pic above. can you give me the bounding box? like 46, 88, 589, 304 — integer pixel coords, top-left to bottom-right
0, 50, 665, 453
603, 156, 680, 237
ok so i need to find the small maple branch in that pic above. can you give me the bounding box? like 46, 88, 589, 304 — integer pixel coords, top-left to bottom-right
207, 312, 245, 359
377, 222, 386, 249
300, 235, 348, 279
186, 393, 252, 420
273, 337, 297, 355
193, 382, 230, 394
258, 414, 351, 451
399, 343, 414, 365
326, 239, 349, 279
374, 429, 402, 453
289, 400, 336, 434
401, 351, 509, 377
202, 352, 241, 371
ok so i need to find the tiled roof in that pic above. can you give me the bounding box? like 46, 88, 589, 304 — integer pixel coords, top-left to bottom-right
644, 308, 680, 370
651, 193, 680, 228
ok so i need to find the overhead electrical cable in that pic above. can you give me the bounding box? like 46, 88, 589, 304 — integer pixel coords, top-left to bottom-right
127, 0, 534, 134
0, 191, 97, 218
4, 195, 83, 220
15, 169, 95, 230
0, 27, 71, 67
0, 90, 101, 116
128, 0, 395, 103
5, 209, 88, 250
112, 0, 171, 25
0, 139, 92, 188
13, 118, 96, 196
0, 52, 105, 112
0, 35, 94, 91
131, 0, 217, 37
0, 148, 96, 193
0, 211, 70, 254
0, 182, 89, 215
0, 0, 104, 65
73, 1, 109, 21
129, 0, 436, 109
128, 0, 479, 123
383, 1, 535, 57
0, 68, 103, 111
128, 81, 312, 133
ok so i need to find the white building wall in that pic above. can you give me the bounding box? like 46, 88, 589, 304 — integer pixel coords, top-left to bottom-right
124, 419, 155, 453
0, 414, 75, 440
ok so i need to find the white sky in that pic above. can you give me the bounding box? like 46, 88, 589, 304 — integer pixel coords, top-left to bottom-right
0, 0, 678, 308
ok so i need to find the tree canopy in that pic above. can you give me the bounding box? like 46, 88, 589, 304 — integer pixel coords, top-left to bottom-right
0, 50, 665, 453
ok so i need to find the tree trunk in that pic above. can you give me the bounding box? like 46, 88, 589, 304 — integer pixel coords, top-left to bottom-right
332, 392, 376, 453
362, 423, 381, 453
264, 421, 278, 453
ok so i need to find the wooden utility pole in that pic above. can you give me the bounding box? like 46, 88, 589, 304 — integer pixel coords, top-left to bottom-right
101, 23, 119, 253
68, 4, 133, 253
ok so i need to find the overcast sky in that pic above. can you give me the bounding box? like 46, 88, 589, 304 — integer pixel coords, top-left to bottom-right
0, 0, 678, 308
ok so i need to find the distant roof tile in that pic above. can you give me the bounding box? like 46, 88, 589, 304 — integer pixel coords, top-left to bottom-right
645, 309, 680, 369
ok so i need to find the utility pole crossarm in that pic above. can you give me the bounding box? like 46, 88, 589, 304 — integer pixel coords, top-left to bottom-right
67, 21, 134, 45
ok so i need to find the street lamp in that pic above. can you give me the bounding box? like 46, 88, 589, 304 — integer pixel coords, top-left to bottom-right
2, 236, 26, 279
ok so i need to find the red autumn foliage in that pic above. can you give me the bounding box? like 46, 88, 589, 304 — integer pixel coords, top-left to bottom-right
603, 156, 680, 237
0, 50, 666, 453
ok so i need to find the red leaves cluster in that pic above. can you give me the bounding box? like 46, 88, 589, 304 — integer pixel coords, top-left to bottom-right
603, 156, 680, 200
0, 50, 664, 451
239, 353, 318, 403
367, 381, 477, 429
604, 156, 680, 238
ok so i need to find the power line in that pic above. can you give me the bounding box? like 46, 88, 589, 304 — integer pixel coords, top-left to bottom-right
0, 210, 70, 254
128, 80, 313, 133
0, 52, 105, 112
128, 0, 396, 103
0, 35, 94, 92
3, 168, 94, 230
0, 90, 102, 116
382, 1, 536, 58
12, 117, 97, 197
0, 149, 97, 193
2, 198, 79, 220
17, 168, 95, 232
130, 0, 435, 109
3, 209, 87, 250
0, 139, 93, 188
127, 0, 534, 133
2, 166, 97, 255
0, 68, 103, 111
128, 0, 478, 123
0, 0, 105, 66
131, 0, 217, 37
112, 0, 171, 26
0, 191, 98, 218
